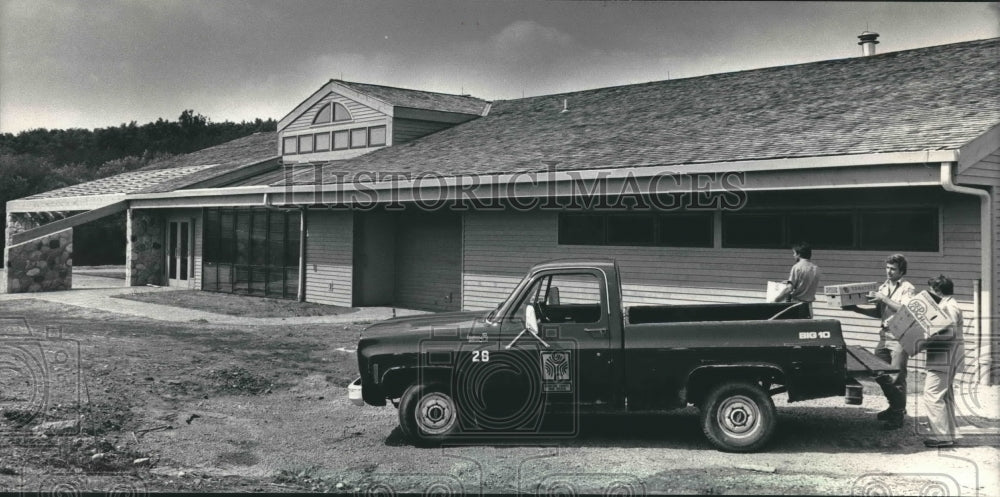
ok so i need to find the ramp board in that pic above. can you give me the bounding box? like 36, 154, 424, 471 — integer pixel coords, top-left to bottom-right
846, 345, 898, 377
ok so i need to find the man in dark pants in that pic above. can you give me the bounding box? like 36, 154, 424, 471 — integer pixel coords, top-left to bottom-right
847, 254, 916, 429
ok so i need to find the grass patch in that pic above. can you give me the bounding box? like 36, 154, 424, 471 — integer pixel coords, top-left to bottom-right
111, 290, 358, 318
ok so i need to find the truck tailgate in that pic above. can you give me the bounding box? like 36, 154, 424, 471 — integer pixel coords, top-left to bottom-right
846, 345, 898, 377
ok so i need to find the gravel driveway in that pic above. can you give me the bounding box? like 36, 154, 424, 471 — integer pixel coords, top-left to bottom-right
1, 296, 997, 495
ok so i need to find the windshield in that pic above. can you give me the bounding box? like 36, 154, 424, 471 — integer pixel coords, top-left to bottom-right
487, 271, 535, 324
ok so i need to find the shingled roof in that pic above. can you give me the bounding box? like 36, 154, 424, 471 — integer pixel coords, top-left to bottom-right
22, 132, 278, 200
281, 38, 999, 186
335, 80, 490, 116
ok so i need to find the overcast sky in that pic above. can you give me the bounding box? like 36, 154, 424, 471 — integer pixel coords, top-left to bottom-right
1, 1, 997, 134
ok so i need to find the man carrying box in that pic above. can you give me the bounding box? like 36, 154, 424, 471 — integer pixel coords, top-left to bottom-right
846, 254, 916, 429
918, 275, 965, 447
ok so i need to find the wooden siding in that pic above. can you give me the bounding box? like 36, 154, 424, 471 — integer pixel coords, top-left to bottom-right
394, 212, 461, 311
958, 150, 1000, 185
285, 93, 385, 132
304, 210, 353, 307
282, 91, 390, 162
958, 151, 1000, 383
392, 118, 453, 144
462, 196, 984, 380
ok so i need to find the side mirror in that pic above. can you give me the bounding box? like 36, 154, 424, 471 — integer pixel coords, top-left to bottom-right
525, 304, 540, 334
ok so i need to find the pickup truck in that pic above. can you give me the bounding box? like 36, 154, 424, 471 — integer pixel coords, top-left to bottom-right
350, 258, 892, 452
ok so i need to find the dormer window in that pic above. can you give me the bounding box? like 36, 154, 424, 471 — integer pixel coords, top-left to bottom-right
313, 102, 352, 125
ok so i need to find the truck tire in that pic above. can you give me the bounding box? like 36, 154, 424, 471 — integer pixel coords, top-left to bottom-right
699, 381, 776, 452
398, 382, 458, 446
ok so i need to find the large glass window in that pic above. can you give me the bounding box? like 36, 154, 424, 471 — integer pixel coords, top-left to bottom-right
558, 212, 713, 248
202, 208, 301, 299
722, 208, 938, 251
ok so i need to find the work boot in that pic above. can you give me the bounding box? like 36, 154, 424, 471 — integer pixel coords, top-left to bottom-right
881, 411, 906, 430
876, 408, 902, 421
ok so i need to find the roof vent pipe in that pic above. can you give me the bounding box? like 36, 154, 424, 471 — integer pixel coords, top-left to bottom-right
858, 31, 880, 56
561, 99, 568, 113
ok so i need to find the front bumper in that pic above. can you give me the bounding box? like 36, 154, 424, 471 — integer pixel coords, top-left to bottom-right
348, 377, 364, 406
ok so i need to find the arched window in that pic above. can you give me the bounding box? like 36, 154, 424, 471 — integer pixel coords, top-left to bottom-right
312, 102, 352, 125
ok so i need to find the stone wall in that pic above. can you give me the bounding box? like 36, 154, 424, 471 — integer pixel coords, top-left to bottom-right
5, 212, 41, 249
3, 228, 73, 293
126, 209, 165, 286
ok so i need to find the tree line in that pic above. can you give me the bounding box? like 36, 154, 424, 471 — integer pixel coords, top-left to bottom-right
1, 111, 276, 265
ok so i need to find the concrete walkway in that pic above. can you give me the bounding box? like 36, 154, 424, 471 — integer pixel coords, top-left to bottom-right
0, 270, 427, 325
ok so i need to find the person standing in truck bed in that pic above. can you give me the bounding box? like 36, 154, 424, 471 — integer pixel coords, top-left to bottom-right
847, 253, 916, 429
774, 242, 821, 316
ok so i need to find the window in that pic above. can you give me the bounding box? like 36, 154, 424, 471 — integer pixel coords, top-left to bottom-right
202, 208, 302, 300
658, 213, 714, 247
860, 209, 938, 252
558, 214, 604, 245
369, 126, 387, 146
721, 208, 939, 252
607, 215, 655, 245
333, 130, 350, 150
312, 102, 352, 124
512, 272, 603, 324
314, 132, 331, 151
558, 212, 714, 248
722, 212, 784, 248
298, 134, 313, 153
334, 103, 351, 121
282, 136, 297, 154
788, 212, 854, 249
313, 104, 332, 124
350, 128, 367, 148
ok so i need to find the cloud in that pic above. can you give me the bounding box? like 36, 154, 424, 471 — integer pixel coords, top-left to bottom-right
491, 20, 574, 56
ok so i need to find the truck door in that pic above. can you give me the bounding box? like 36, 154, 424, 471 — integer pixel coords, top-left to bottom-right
499, 269, 614, 409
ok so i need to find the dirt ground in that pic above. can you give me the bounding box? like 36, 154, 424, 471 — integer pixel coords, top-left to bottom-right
112, 290, 359, 318
1, 298, 997, 495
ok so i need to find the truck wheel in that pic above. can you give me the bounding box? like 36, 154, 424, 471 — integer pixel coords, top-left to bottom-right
700, 381, 776, 452
398, 382, 458, 446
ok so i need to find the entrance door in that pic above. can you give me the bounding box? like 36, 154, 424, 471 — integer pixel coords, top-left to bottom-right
167, 219, 193, 287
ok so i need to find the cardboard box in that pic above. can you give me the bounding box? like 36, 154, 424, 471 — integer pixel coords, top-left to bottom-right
766, 281, 787, 302
823, 282, 879, 308
885, 291, 953, 356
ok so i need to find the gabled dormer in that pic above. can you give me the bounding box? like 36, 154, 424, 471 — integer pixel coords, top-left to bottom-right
277, 79, 490, 163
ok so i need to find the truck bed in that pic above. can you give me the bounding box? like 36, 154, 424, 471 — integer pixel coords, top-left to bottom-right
627, 301, 811, 324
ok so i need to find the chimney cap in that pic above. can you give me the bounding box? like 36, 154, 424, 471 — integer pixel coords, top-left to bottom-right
857, 31, 880, 45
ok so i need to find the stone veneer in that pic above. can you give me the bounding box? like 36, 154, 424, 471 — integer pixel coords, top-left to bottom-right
126, 209, 165, 286
3, 228, 73, 293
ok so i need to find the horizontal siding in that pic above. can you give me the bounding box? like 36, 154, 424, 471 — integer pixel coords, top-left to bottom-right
304, 210, 353, 307
393, 118, 452, 144
959, 150, 999, 383
463, 197, 984, 381
958, 150, 1000, 185
285, 92, 385, 132
394, 213, 461, 311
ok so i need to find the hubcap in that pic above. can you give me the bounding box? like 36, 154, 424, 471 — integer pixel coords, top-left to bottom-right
416, 392, 456, 435
717, 395, 760, 439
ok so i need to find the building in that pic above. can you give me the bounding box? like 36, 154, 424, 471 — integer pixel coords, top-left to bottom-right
5, 36, 999, 383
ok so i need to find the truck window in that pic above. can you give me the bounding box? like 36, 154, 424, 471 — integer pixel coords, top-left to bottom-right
512, 273, 603, 324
